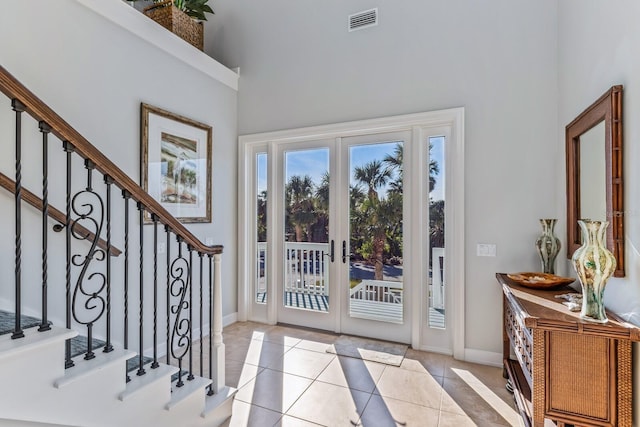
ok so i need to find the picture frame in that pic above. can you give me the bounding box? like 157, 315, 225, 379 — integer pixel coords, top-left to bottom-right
141, 103, 212, 223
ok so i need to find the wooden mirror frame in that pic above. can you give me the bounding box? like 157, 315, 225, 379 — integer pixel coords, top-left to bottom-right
566, 85, 624, 277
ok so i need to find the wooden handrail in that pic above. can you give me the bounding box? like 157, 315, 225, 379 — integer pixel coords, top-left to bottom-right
0, 65, 222, 255
0, 172, 122, 257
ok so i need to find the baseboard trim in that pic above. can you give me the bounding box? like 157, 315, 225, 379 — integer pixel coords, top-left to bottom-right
463, 348, 502, 367
417, 345, 453, 356
223, 312, 238, 327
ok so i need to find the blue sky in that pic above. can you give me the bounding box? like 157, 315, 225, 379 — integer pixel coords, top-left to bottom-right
256, 136, 445, 201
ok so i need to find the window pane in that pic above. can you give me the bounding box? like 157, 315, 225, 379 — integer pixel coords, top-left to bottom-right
349, 142, 403, 324
283, 148, 330, 312
255, 152, 267, 304
428, 136, 445, 328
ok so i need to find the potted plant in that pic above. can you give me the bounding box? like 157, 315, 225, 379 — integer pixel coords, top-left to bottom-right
137, 0, 214, 50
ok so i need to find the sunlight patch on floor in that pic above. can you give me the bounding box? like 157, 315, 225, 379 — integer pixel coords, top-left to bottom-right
451, 367, 521, 426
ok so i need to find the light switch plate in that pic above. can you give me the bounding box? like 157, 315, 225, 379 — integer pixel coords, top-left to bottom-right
477, 243, 497, 257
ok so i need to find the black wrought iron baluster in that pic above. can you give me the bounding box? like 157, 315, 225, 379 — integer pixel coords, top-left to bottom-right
165, 225, 171, 366
188, 246, 194, 381
103, 175, 114, 352
38, 121, 51, 332
122, 190, 131, 382
170, 237, 190, 388
199, 252, 204, 378
64, 141, 75, 368
151, 214, 159, 369
70, 159, 106, 361
207, 254, 213, 396
137, 202, 146, 376
11, 99, 25, 340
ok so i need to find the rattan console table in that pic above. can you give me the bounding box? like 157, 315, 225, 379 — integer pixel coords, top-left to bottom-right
497, 273, 640, 427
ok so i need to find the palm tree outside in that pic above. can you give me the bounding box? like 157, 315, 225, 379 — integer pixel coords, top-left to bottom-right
352, 159, 397, 280
285, 175, 316, 242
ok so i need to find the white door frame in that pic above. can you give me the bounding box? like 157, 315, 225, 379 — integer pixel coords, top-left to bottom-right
238, 108, 465, 357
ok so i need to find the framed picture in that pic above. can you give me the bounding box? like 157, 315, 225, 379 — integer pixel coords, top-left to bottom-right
141, 103, 212, 223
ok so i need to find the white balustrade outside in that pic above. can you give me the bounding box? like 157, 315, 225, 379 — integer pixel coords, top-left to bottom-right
349, 279, 403, 324
350, 280, 403, 303
284, 242, 330, 296
256, 242, 267, 296
430, 247, 445, 310
255, 241, 330, 300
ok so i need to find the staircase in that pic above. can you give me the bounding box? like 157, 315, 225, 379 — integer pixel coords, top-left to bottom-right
0, 66, 235, 426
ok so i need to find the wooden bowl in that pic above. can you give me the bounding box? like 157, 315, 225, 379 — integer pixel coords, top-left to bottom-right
507, 272, 575, 290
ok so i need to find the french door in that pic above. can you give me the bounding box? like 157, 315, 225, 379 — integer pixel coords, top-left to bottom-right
268, 132, 412, 342
338, 132, 412, 343
239, 109, 464, 353
274, 139, 336, 331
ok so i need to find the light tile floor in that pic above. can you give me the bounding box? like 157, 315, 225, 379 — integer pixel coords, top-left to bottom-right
220, 322, 521, 427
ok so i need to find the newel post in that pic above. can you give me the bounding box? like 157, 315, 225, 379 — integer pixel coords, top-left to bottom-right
212, 253, 225, 393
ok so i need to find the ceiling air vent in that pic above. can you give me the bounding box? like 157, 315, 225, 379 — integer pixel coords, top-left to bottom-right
348, 8, 378, 32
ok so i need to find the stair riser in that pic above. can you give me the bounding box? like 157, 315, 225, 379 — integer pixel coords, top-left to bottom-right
0, 329, 231, 427
201, 396, 234, 427
119, 379, 173, 409
0, 342, 67, 420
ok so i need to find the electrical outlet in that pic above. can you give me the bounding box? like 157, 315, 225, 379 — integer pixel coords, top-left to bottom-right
477, 243, 497, 257
158, 242, 166, 254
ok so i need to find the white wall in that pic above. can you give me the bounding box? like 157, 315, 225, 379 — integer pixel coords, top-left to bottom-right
207, 0, 559, 355
0, 0, 238, 334
558, 0, 640, 326
558, 2, 640, 423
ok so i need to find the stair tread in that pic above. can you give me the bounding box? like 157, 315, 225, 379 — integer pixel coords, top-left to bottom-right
54, 348, 135, 389
0, 310, 106, 360
201, 386, 237, 418
0, 326, 77, 360
126, 354, 155, 373
0, 310, 44, 336
119, 363, 179, 401
165, 376, 212, 411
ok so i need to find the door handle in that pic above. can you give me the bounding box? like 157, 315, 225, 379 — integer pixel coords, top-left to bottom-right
324, 240, 335, 262
330, 240, 335, 262
342, 240, 348, 263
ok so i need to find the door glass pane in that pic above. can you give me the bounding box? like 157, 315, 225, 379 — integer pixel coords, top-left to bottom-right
349, 142, 403, 324
255, 152, 267, 304
428, 136, 446, 328
283, 149, 330, 312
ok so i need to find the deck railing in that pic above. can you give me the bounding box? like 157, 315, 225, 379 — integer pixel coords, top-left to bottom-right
284, 242, 330, 295
256, 241, 330, 298
0, 65, 225, 394
349, 280, 403, 323
430, 247, 445, 310
350, 279, 403, 303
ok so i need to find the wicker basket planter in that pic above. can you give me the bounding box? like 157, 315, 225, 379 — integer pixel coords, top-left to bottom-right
143, 1, 204, 50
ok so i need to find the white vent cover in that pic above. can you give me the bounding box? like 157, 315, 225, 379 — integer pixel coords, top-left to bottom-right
348, 8, 378, 32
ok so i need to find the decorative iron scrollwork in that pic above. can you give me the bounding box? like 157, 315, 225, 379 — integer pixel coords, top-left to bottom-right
170, 241, 191, 386
70, 184, 106, 360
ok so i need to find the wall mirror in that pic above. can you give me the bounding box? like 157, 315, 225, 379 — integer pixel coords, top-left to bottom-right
566, 85, 624, 277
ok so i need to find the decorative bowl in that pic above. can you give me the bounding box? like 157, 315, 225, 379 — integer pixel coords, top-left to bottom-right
507, 272, 575, 290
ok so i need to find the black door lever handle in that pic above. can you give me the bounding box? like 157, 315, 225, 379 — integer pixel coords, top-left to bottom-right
330, 240, 335, 262
342, 240, 347, 263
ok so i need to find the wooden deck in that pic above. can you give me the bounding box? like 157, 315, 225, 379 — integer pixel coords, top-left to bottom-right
256, 292, 446, 327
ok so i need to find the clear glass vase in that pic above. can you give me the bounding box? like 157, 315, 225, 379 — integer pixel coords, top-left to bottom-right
535, 218, 560, 274
571, 220, 616, 323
